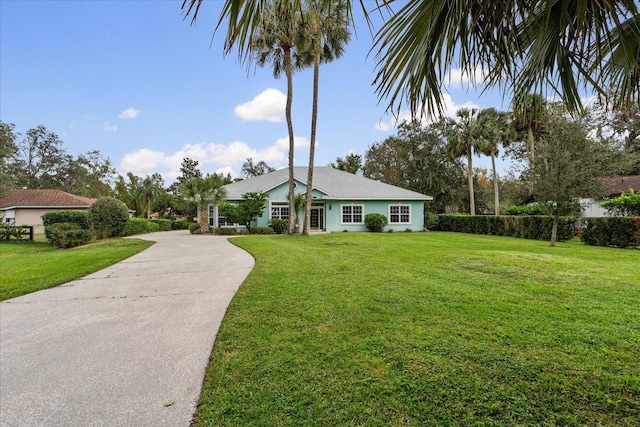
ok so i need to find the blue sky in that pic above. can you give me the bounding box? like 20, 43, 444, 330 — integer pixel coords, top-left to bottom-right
1, 0, 512, 183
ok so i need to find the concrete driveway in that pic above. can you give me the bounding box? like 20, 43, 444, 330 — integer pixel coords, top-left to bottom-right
0, 230, 254, 427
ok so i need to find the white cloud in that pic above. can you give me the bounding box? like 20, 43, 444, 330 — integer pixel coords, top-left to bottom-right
374, 93, 480, 131
119, 107, 140, 119
445, 67, 488, 89
234, 88, 286, 122
103, 123, 117, 132
119, 135, 309, 180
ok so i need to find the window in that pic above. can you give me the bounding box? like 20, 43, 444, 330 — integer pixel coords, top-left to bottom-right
270, 202, 289, 220
209, 205, 234, 227
341, 204, 363, 224
389, 204, 411, 224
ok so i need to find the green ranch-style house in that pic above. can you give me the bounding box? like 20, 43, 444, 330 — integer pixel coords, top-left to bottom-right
208, 167, 433, 232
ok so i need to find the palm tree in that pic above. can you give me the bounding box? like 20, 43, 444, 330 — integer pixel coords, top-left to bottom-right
300, 0, 351, 236
371, 0, 640, 117
477, 108, 511, 215
445, 108, 482, 215
180, 175, 227, 234
250, 0, 304, 234
183, 1, 638, 116
512, 94, 548, 193
135, 175, 162, 219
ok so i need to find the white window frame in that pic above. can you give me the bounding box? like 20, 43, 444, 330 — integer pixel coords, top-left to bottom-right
270, 201, 290, 220
340, 204, 364, 224
209, 205, 234, 228
388, 204, 411, 224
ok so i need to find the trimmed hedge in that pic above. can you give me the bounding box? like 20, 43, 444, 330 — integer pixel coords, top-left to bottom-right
150, 219, 173, 231
123, 218, 160, 236
42, 210, 89, 240
171, 220, 193, 230
432, 214, 575, 242
46, 222, 94, 248
580, 217, 639, 248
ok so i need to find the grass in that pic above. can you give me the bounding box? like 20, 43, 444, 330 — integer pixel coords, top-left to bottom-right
194, 232, 639, 426
0, 237, 154, 301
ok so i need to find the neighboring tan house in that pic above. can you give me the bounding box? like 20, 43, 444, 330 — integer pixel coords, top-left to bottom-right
580, 175, 640, 217
0, 189, 96, 234
208, 166, 433, 232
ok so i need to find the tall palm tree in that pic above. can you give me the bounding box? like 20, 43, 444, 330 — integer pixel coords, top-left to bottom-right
300, 0, 351, 236
250, 0, 304, 234
477, 108, 511, 215
135, 175, 162, 219
183, 1, 639, 116
180, 175, 227, 234
445, 108, 481, 215
513, 94, 548, 193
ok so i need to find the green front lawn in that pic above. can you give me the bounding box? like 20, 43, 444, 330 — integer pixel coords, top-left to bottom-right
195, 232, 639, 426
0, 237, 154, 301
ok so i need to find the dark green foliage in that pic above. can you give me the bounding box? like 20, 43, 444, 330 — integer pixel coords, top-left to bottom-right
150, 218, 172, 231
424, 211, 439, 230
171, 220, 193, 230
433, 214, 575, 242
42, 210, 89, 240
268, 218, 289, 234
87, 197, 130, 239
46, 222, 93, 248
581, 217, 638, 248
249, 227, 274, 235
122, 218, 160, 236
365, 213, 388, 232
216, 227, 237, 235
189, 223, 202, 234
0, 225, 24, 241
504, 205, 544, 215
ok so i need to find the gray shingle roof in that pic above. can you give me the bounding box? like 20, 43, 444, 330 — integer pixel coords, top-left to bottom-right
223, 167, 432, 201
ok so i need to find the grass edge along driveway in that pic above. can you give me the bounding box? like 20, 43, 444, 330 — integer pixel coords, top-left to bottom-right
0, 238, 154, 301
194, 232, 639, 426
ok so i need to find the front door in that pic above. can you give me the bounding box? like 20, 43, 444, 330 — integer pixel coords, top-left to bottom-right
310, 207, 324, 230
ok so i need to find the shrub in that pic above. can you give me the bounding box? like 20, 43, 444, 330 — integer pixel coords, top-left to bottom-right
424, 212, 439, 230
601, 190, 640, 216
365, 213, 388, 232
171, 220, 193, 230
581, 217, 637, 248
42, 210, 89, 240
123, 218, 160, 236
150, 219, 172, 231
433, 214, 575, 242
249, 227, 274, 235
504, 204, 544, 216
189, 223, 202, 234
87, 197, 130, 239
268, 218, 289, 234
47, 222, 94, 248
0, 225, 24, 241
216, 227, 237, 235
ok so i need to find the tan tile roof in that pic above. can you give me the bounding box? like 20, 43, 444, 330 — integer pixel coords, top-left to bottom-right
0, 189, 97, 209
607, 175, 640, 196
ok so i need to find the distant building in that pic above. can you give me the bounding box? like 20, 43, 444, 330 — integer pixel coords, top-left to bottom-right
0, 189, 96, 234
580, 175, 640, 217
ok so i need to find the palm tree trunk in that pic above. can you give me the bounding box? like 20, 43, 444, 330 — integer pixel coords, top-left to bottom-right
528, 125, 535, 192
550, 214, 558, 247
199, 203, 208, 234
284, 47, 296, 235
303, 57, 320, 236
491, 151, 499, 215
467, 149, 475, 215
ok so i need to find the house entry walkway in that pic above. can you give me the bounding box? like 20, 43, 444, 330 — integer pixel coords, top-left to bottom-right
0, 230, 254, 427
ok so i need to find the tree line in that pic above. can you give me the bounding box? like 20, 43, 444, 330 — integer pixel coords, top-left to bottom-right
332, 98, 639, 223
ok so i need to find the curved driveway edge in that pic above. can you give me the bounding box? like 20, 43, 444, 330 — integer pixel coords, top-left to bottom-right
0, 230, 254, 427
